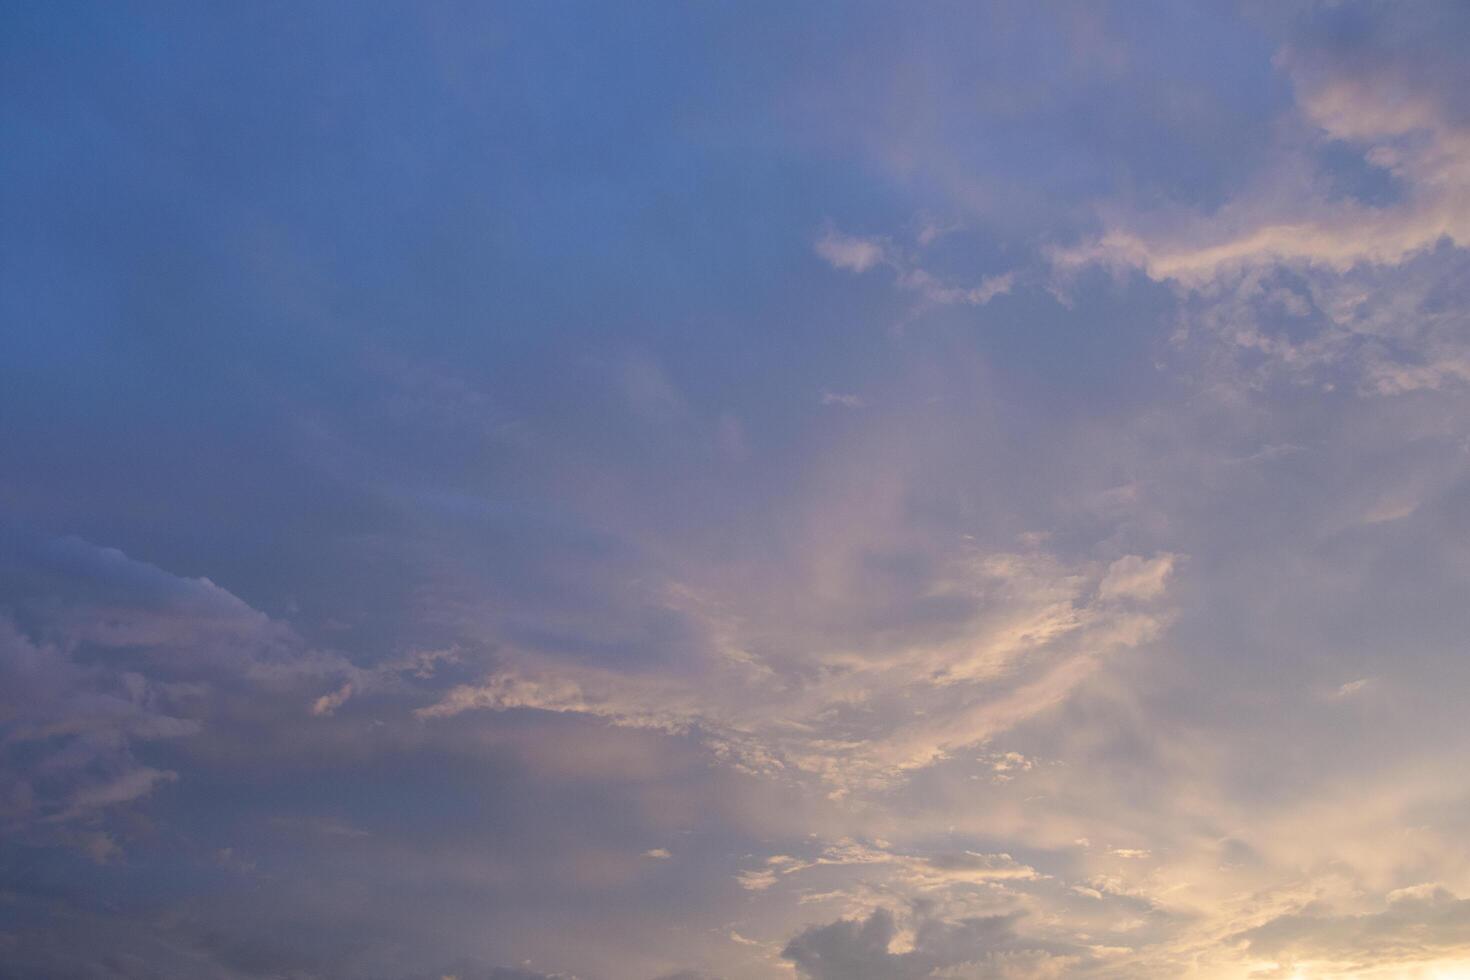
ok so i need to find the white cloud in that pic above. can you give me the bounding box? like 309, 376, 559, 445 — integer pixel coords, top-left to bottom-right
1052, 38, 1469, 276
311, 681, 355, 716
820, 390, 863, 409
417, 548, 1175, 795
817, 225, 1014, 317
737, 869, 779, 891
897, 268, 1013, 308
1097, 554, 1177, 602
815, 231, 885, 273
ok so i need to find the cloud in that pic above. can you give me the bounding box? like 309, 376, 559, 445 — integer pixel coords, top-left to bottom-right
306, 645, 463, 717
820, 390, 864, 409
1047, 17, 1470, 414
0, 531, 355, 846
1234, 885, 1470, 968
898, 268, 1014, 309
784, 908, 919, 980
414, 669, 698, 732
815, 231, 886, 273
404, 964, 580, 980
782, 907, 1080, 980
985, 751, 1034, 783
0, 532, 286, 660
1051, 52, 1470, 286
1052, 5, 1470, 287
312, 680, 355, 716
737, 869, 779, 891
816, 227, 1014, 318
737, 839, 1041, 898
1329, 678, 1371, 700
416, 548, 1175, 794
0, 596, 191, 836
67, 766, 178, 810
9, 6, 1470, 978
1097, 554, 1176, 602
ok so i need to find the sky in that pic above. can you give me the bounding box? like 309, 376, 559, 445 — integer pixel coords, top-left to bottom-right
3, 2, 1470, 978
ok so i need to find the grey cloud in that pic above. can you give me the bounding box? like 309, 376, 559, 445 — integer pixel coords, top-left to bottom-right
784, 909, 913, 980
782, 908, 1080, 980
404, 965, 578, 980
1156, 246, 1470, 399
1234, 885, 1470, 965
0, 609, 195, 836
0, 530, 356, 848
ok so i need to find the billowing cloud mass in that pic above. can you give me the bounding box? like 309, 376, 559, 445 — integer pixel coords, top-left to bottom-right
3, 3, 1470, 978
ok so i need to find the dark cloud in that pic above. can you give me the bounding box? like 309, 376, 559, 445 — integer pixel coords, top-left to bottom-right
783, 909, 919, 980
403, 963, 577, 980
0, 529, 311, 847
781, 908, 1079, 980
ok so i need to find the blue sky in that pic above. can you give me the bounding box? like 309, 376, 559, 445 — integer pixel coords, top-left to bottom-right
4, 3, 1470, 978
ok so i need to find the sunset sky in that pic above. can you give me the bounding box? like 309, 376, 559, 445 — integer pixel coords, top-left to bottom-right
4, 3, 1470, 978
